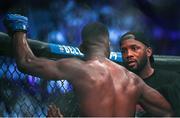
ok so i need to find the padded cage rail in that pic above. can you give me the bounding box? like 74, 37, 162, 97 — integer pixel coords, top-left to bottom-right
1, 32, 180, 72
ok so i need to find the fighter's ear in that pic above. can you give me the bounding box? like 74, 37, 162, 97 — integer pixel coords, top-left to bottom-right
146, 47, 153, 57
79, 44, 85, 53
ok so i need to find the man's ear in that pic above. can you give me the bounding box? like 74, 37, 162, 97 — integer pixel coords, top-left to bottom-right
146, 47, 153, 57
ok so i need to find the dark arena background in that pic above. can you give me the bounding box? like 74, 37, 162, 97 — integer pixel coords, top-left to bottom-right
0, 0, 180, 117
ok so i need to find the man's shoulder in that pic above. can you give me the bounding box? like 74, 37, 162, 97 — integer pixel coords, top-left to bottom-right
154, 69, 180, 80
106, 59, 127, 69
155, 69, 180, 76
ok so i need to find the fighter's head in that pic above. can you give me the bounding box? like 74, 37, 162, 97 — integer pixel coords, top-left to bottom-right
80, 22, 110, 58
119, 32, 154, 73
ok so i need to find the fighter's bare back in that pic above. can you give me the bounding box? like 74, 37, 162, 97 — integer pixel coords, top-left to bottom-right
61, 57, 141, 116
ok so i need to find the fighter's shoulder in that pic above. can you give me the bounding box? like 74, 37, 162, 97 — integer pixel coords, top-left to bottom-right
108, 59, 127, 70
126, 70, 142, 85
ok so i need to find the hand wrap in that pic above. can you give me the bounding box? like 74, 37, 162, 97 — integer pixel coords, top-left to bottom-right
3, 14, 28, 34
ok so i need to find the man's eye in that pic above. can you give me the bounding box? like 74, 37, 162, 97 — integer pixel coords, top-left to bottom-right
132, 47, 138, 51
121, 49, 126, 53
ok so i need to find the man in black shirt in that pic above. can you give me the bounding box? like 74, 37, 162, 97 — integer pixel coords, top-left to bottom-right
119, 31, 180, 116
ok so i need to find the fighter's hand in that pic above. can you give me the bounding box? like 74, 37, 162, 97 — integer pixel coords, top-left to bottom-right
47, 104, 63, 117
3, 14, 28, 35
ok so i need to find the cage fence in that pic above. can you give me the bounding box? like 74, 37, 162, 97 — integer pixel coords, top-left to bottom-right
0, 56, 80, 117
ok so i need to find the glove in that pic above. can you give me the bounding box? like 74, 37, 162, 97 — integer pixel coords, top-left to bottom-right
3, 14, 28, 34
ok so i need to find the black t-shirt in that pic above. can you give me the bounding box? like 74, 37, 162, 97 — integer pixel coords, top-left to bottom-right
142, 69, 180, 116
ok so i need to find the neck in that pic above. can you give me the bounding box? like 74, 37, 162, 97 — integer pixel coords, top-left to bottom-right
138, 62, 154, 79
84, 52, 107, 60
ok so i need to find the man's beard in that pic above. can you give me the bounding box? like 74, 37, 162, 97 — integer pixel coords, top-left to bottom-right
125, 57, 148, 74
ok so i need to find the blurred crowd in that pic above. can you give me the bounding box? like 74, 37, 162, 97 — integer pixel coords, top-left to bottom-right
1, 0, 180, 55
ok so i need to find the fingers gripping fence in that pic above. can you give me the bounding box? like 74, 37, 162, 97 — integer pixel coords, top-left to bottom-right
0, 56, 80, 117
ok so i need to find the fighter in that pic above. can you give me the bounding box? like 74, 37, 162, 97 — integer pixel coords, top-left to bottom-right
3, 14, 173, 116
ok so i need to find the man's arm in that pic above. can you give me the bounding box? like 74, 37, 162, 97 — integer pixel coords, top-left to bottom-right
138, 80, 174, 116
12, 32, 65, 79
3, 14, 81, 80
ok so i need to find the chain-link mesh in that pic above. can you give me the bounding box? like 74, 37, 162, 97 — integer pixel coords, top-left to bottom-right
0, 56, 80, 117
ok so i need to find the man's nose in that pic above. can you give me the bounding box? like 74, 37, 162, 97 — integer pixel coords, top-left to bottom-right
126, 50, 134, 58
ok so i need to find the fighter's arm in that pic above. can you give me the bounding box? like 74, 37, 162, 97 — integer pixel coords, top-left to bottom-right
12, 32, 81, 80
138, 78, 174, 116
3, 14, 82, 80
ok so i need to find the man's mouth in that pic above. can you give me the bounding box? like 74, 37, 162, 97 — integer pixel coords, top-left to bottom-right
127, 60, 136, 67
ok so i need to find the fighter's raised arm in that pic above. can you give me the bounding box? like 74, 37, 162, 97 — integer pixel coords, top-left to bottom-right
3, 14, 83, 80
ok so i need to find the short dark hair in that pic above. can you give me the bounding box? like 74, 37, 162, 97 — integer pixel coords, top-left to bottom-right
119, 31, 154, 63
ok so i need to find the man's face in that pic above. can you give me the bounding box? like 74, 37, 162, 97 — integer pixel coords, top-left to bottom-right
120, 39, 150, 73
